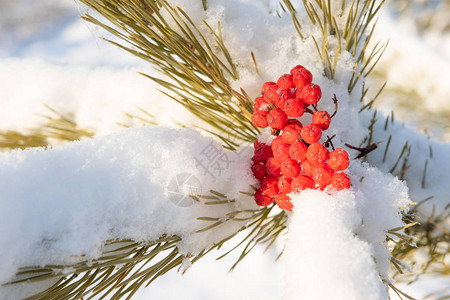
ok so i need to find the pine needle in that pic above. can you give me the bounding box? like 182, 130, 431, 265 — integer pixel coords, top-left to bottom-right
0, 105, 94, 151
80, 0, 257, 150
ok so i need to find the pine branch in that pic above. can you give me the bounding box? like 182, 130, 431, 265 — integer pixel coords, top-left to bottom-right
282, 0, 386, 94
390, 202, 450, 280
0, 105, 94, 151
7, 1, 445, 299
80, 0, 258, 150
6, 191, 282, 299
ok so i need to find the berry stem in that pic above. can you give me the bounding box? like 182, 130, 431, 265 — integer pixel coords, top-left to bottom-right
304, 107, 315, 115
330, 94, 338, 119
324, 135, 336, 150
271, 128, 280, 136
345, 142, 380, 159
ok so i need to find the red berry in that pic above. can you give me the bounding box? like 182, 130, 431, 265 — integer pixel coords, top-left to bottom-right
254, 139, 263, 149
281, 123, 302, 144
291, 66, 313, 90
328, 148, 350, 171
267, 108, 288, 130
287, 119, 303, 127
301, 160, 315, 177
266, 157, 282, 177
271, 136, 284, 148
301, 83, 322, 105
291, 175, 315, 191
251, 112, 268, 128
261, 176, 279, 197
264, 84, 279, 105
278, 177, 292, 193
255, 189, 273, 206
277, 74, 295, 90
312, 163, 334, 186
251, 163, 266, 181
275, 193, 293, 211
289, 141, 308, 162
290, 65, 306, 75
253, 143, 272, 163
312, 111, 331, 130
254, 96, 270, 117
274, 89, 293, 109
331, 172, 351, 190
281, 158, 301, 178
272, 140, 290, 162
306, 142, 329, 165
284, 98, 305, 117
301, 124, 322, 144
294, 87, 303, 99
261, 82, 276, 95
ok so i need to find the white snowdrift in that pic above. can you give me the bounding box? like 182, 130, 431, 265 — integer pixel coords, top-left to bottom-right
0, 127, 256, 292
284, 163, 411, 300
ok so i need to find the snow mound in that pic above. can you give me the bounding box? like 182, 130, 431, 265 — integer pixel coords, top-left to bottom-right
0, 126, 255, 289
284, 162, 411, 300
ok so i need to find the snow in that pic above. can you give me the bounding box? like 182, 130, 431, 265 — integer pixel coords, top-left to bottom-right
0, 57, 199, 135
0, 0, 448, 299
0, 126, 256, 297
372, 6, 450, 141
284, 162, 411, 300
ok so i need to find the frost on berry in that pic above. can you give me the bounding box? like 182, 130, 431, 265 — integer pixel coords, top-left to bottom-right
254, 96, 270, 117
281, 123, 302, 144
255, 189, 273, 207
266, 157, 282, 177
261, 81, 276, 95
306, 142, 329, 165
301, 83, 322, 105
284, 98, 305, 117
301, 123, 322, 144
275, 193, 293, 211
331, 172, 351, 190
251, 111, 268, 128
328, 148, 350, 171
277, 74, 295, 90
280, 158, 301, 178
267, 108, 288, 130
291, 175, 315, 191
289, 141, 308, 162
312, 163, 334, 186
278, 177, 292, 193
261, 176, 279, 197
312, 111, 331, 130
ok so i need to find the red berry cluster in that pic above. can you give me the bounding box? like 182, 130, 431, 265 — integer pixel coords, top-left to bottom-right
250, 65, 351, 212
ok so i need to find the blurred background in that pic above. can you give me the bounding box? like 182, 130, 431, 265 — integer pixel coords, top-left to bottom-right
0, 0, 449, 138
0, 0, 448, 299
